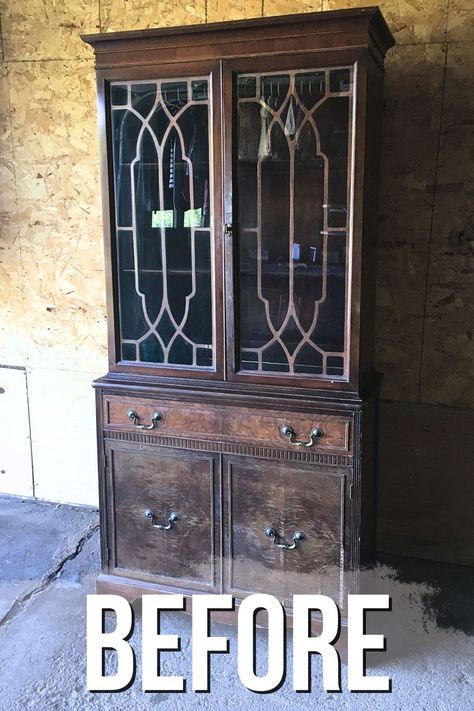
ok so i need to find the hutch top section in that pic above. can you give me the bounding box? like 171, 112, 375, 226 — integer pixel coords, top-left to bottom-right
83, 9, 394, 398
83, 8, 394, 70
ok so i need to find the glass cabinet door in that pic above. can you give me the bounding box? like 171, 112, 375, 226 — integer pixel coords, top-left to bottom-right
109, 76, 215, 371
234, 65, 354, 381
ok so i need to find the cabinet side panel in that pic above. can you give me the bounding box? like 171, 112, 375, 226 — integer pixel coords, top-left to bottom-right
359, 57, 385, 379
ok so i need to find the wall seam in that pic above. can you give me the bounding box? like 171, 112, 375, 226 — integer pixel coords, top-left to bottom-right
417, 0, 450, 403
99, 0, 103, 33
24, 369, 36, 498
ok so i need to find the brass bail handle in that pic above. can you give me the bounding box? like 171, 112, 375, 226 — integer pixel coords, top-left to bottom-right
280, 424, 324, 447
127, 409, 162, 430
265, 527, 306, 550
144, 509, 180, 530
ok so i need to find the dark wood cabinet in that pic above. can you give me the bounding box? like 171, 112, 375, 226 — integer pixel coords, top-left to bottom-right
223, 456, 349, 607
84, 8, 394, 620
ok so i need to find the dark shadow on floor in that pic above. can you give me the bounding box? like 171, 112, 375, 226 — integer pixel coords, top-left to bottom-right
376, 552, 474, 636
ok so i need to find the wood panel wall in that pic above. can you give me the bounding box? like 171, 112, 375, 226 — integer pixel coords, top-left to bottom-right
0, 1, 472, 563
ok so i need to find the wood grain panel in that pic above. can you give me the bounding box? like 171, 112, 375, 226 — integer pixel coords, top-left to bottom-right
104, 395, 352, 453
106, 442, 219, 590
223, 456, 347, 605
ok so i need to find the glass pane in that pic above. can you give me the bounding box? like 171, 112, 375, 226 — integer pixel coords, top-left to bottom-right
235, 67, 353, 379
109, 78, 213, 368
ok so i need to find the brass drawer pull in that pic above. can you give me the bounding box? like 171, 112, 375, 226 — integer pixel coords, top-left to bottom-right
144, 509, 180, 530
280, 424, 324, 447
127, 409, 162, 430
264, 527, 306, 550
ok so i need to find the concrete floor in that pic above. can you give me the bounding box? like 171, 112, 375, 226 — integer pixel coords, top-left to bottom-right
0, 495, 472, 710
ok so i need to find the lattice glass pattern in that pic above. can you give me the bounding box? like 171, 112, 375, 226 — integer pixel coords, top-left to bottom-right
110, 78, 214, 368
236, 67, 353, 378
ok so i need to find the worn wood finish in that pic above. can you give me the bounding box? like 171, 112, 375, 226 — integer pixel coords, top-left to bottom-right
223, 456, 349, 607
95, 386, 376, 615
104, 394, 352, 453
105, 441, 220, 591
84, 10, 393, 622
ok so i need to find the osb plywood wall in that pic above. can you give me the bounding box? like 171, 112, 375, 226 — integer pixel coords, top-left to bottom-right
0, 1, 472, 561
1, 0, 473, 402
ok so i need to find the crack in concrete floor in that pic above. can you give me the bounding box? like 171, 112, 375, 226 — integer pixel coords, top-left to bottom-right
0, 521, 99, 628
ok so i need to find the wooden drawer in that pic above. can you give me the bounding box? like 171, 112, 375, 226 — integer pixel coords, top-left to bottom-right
103, 394, 352, 454
223, 456, 348, 607
104, 441, 220, 592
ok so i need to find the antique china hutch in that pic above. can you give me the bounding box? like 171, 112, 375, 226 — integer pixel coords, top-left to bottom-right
83, 8, 394, 623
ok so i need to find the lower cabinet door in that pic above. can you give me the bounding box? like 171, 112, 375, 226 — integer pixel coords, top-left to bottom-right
104, 441, 220, 592
223, 455, 350, 607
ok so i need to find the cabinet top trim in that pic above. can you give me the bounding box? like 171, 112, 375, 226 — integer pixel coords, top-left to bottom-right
92, 372, 383, 410
82, 8, 394, 68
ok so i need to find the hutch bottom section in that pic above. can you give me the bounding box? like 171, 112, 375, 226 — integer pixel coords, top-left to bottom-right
96, 386, 378, 620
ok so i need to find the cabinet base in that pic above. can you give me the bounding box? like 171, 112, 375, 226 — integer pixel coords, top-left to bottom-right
95, 573, 348, 656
